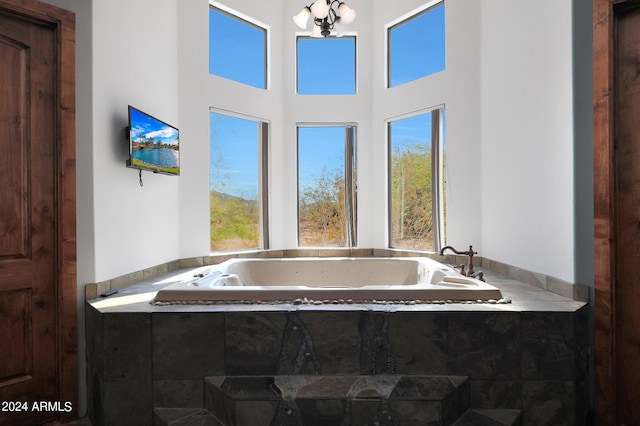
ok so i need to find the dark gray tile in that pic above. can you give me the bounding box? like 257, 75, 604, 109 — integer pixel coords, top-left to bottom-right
218, 376, 282, 401
224, 312, 286, 375
359, 312, 397, 374
298, 312, 360, 374
390, 376, 469, 425
235, 400, 280, 426
101, 379, 153, 426
204, 378, 237, 426
153, 408, 224, 426
85, 302, 104, 367
348, 375, 401, 399
390, 400, 442, 426
351, 399, 394, 425
445, 376, 470, 423
390, 376, 458, 400
296, 398, 347, 425
296, 376, 356, 398
389, 313, 448, 375
522, 381, 575, 426
103, 313, 152, 380
521, 312, 576, 380
574, 306, 590, 380
153, 379, 204, 408
204, 377, 280, 426
448, 313, 520, 380
469, 380, 522, 409
152, 312, 224, 379
455, 409, 522, 426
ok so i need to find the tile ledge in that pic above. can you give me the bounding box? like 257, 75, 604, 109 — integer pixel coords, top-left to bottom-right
84, 249, 589, 303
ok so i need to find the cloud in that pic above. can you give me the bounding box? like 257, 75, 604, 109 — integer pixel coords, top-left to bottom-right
146, 127, 178, 140
131, 125, 146, 138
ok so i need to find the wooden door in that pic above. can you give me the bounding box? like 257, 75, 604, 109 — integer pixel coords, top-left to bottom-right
613, 4, 640, 423
0, 1, 76, 424
594, 0, 640, 424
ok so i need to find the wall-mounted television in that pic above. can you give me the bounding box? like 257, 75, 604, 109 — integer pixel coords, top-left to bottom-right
126, 106, 180, 175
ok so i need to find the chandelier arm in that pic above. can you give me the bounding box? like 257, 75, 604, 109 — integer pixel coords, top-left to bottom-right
306, 0, 352, 37
328, 7, 337, 27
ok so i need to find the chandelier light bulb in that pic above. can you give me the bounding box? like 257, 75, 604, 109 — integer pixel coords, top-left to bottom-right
293, 7, 311, 29
310, 23, 324, 37
311, 0, 329, 19
338, 3, 356, 25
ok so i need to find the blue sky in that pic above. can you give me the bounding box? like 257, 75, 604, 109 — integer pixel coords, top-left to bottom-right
209, 112, 259, 199
389, 3, 445, 87
209, 8, 266, 88
297, 38, 356, 95
298, 126, 349, 190
130, 107, 179, 144
208, 4, 445, 199
390, 113, 433, 153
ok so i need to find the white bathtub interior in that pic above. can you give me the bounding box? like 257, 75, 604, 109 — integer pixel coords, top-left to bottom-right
154, 257, 504, 303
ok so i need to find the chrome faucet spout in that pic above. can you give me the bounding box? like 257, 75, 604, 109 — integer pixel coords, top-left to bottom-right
439, 245, 477, 276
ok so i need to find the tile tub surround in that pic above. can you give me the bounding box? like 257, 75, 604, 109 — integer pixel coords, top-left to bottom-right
86, 268, 588, 426
84, 249, 589, 303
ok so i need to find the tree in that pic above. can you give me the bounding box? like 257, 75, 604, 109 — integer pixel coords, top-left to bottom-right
299, 168, 346, 246
390, 143, 433, 248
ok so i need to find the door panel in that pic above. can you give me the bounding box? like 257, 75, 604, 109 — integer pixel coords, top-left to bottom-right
0, 289, 32, 384
0, 36, 29, 259
0, 9, 58, 426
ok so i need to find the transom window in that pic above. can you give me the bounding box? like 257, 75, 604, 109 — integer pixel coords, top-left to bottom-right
297, 125, 357, 247
209, 4, 268, 89
209, 110, 269, 251
387, 1, 445, 88
297, 37, 356, 95
388, 107, 445, 251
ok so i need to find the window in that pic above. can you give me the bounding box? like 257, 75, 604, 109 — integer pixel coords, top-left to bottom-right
387, 2, 445, 87
297, 125, 357, 247
388, 108, 445, 251
297, 37, 356, 94
209, 4, 267, 89
209, 111, 269, 251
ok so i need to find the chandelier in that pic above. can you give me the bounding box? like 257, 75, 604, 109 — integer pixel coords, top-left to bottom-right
293, 0, 357, 38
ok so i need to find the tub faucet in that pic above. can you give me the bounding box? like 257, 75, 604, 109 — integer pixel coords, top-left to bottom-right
440, 245, 477, 276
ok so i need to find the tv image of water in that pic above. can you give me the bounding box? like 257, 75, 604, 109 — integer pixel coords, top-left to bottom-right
132, 148, 179, 168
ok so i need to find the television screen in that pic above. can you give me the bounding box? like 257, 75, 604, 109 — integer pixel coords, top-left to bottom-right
127, 106, 180, 175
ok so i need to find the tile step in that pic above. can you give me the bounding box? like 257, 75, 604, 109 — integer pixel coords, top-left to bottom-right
152, 406, 522, 426
204, 375, 470, 426
153, 407, 225, 426
453, 409, 522, 426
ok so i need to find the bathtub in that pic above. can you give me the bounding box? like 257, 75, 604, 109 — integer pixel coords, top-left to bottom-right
154, 257, 504, 304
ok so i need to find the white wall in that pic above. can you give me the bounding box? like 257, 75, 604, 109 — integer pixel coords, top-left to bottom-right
479, 0, 575, 282
90, 0, 181, 281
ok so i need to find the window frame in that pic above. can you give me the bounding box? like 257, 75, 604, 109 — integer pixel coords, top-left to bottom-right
209, 1, 270, 90
296, 123, 357, 247
209, 108, 270, 252
385, 0, 445, 88
386, 106, 445, 252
